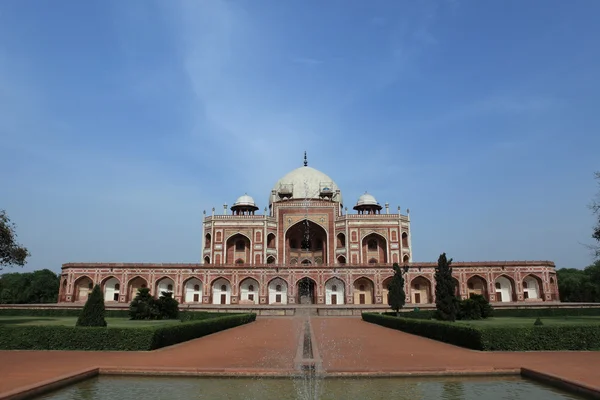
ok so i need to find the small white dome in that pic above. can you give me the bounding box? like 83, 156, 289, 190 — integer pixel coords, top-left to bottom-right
233, 194, 257, 207
356, 192, 378, 206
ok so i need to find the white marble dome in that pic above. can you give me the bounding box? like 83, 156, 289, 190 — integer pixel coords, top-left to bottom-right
271, 166, 342, 205
233, 194, 257, 207
356, 192, 378, 207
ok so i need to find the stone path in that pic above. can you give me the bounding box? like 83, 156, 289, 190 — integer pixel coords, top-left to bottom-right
1, 317, 600, 399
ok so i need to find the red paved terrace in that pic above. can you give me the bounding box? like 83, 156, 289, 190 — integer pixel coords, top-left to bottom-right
1, 317, 599, 399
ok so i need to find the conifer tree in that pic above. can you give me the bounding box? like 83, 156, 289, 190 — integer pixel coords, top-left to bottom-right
434, 253, 458, 321
388, 263, 406, 316
76, 284, 107, 327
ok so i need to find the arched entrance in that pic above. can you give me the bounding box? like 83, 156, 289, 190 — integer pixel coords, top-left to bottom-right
212, 278, 231, 305
410, 276, 432, 304
381, 277, 393, 305
73, 276, 93, 302
268, 278, 288, 304
325, 277, 345, 305
226, 233, 251, 264
353, 277, 374, 304
467, 275, 488, 300
286, 220, 327, 265
127, 276, 148, 302
103, 277, 120, 302
183, 278, 203, 303
239, 278, 259, 304
523, 275, 543, 300
362, 233, 388, 264
155, 277, 174, 298
495, 275, 516, 302
297, 277, 316, 304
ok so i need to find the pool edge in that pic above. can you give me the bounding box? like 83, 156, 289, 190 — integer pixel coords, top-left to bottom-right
521, 368, 600, 400
0, 368, 99, 400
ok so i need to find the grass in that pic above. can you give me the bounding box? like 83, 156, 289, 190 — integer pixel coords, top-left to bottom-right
455, 316, 600, 326
0, 316, 182, 328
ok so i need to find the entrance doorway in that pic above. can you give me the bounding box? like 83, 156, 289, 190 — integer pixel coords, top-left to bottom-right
414, 293, 421, 304
359, 293, 365, 304
297, 278, 316, 304
331, 294, 337, 305
221, 294, 226, 304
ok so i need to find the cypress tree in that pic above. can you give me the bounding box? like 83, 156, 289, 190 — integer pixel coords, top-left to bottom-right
388, 263, 406, 316
434, 253, 458, 321
76, 284, 107, 327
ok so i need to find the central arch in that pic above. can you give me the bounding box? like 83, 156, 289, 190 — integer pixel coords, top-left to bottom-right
495, 275, 516, 302
226, 233, 251, 265
268, 278, 288, 304
353, 277, 374, 304
297, 277, 316, 304
286, 220, 327, 265
239, 278, 259, 304
362, 233, 388, 264
410, 276, 432, 304
102, 277, 121, 302
325, 277, 345, 305
183, 278, 203, 303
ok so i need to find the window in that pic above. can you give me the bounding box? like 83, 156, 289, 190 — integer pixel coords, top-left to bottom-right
332, 285, 337, 292
468, 282, 474, 290
114, 283, 120, 290
414, 283, 420, 290
167, 284, 173, 291
290, 239, 298, 249
205, 234, 211, 248
495, 282, 501, 290
248, 285, 255, 291
194, 284, 200, 291
88, 282, 93, 289
369, 258, 377, 264
235, 259, 244, 265
248, 294, 254, 301
276, 285, 282, 292
402, 232, 409, 247
236, 240, 245, 251
221, 285, 227, 291
359, 284, 365, 291
368, 239, 377, 250
523, 281, 528, 289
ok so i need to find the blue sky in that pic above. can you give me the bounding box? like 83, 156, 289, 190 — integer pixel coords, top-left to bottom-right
1, 0, 599, 273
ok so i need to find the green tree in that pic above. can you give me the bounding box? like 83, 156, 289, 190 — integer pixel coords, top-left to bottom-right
129, 287, 160, 320
591, 172, 600, 259
434, 253, 459, 321
387, 263, 406, 316
0, 210, 30, 270
76, 284, 107, 327
156, 291, 179, 319
557, 261, 600, 302
0, 269, 59, 304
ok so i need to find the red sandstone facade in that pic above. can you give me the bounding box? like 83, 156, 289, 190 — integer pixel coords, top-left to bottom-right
59, 161, 560, 306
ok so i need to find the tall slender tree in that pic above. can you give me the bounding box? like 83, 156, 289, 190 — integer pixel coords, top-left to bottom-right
434, 253, 458, 321
76, 284, 107, 327
387, 263, 406, 316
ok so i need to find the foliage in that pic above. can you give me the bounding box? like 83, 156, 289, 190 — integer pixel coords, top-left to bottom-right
458, 294, 494, 320
76, 284, 107, 327
557, 261, 600, 302
129, 287, 160, 320
534, 317, 544, 326
591, 171, 600, 259
383, 306, 600, 320
0, 269, 60, 304
387, 263, 405, 315
434, 253, 459, 321
362, 313, 600, 351
0, 210, 30, 269
156, 291, 179, 319
0, 313, 256, 351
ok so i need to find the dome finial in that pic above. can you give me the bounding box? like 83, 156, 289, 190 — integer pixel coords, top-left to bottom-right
303, 151, 308, 167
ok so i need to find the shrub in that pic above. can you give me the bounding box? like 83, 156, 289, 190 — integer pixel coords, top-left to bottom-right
0, 313, 257, 351
534, 317, 544, 326
76, 284, 106, 327
129, 287, 160, 320
156, 291, 179, 319
362, 312, 600, 351
458, 294, 493, 320
0, 308, 130, 318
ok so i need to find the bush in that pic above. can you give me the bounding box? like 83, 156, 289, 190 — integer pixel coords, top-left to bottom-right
0, 308, 130, 318
362, 312, 600, 351
156, 291, 179, 320
534, 317, 544, 326
458, 294, 493, 320
129, 288, 160, 320
76, 284, 107, 327
0, 313, 256, 351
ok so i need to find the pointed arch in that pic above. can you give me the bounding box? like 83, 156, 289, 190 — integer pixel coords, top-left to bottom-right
452, 277, 460, 297
155, 276, 175, 298
266, 255, 276, 264
381, 276, 393, 306
73, 275, 94, 302
267, 233, 276, 249
285, 219, 328, 265
211, 277, 231, 304
226, 233, 251, 265
182, 277, 203, 303
325, 277, 345, 305
336, 232, 346, 248
466, 274, 488, 300
205, 233, 211, 248
239, 277, 259, 304
101, 276, 121, 302
522, 274, 544, 300
353, 276, 374, 304
296, 276, 317, 304
410, 275, 432, 304
204, 256, 210, 264
268, 277, 288, 304
337, 255, 346, 265
127, 276, 148, 302
495, 274, 516, 302
362, 232, 388, 264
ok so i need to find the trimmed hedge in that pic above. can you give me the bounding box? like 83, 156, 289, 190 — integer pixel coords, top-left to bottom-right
0, 313, 256, 351
382, 307, 600, 320
362, 313, 600, 351
0, 308, 130, 318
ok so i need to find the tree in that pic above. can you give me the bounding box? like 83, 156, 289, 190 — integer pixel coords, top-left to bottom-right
0, 210, 30, 270
387, 263, 406, 316
129, 287, 160, 320
156, 291, 179, 319
434, 252, 458, 321
0, 269, 59, 304
557, 262, 600, 302
76, 284, 107, 327
591, 172, 600, 259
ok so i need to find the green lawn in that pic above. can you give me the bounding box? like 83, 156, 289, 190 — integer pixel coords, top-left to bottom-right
455, 316, 600, 326
0, 316, 181, 328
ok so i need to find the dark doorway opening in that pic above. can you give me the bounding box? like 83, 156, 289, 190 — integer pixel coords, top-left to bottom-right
297, 278, 316, 304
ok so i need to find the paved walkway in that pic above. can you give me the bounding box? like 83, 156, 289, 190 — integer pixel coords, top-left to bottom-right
1, 317, 600, 398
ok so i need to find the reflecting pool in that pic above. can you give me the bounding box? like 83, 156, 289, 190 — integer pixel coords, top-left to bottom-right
35, 375, 586, 400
